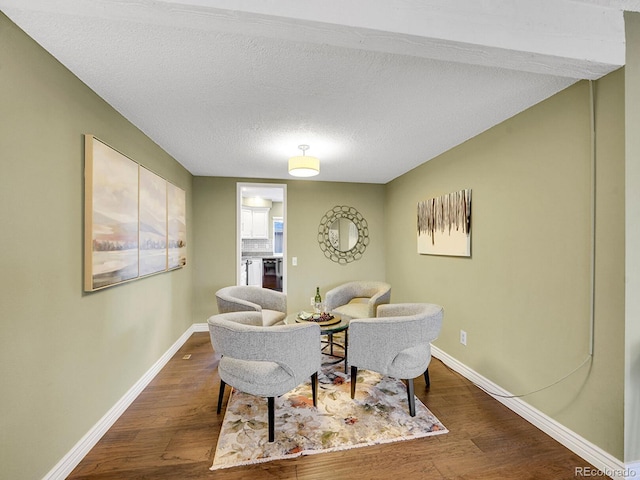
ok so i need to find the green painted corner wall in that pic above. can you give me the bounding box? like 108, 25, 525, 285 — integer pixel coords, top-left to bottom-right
384, 75, 626, 458
192, 177, 387, 322
1, 6, 634, 477
0, 13, 194, 480
625, 11, 640, 464
285, 180, 386, 312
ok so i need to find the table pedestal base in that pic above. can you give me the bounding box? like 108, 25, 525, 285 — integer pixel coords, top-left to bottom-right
321, 331, 348, 373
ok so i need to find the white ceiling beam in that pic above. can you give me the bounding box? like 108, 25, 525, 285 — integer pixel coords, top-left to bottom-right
165, 0, 626, 78
0, 0, 626, 79
571, 0, 640, 11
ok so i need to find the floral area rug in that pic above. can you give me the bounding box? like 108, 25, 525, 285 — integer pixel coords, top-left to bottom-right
210, 363, 448, 470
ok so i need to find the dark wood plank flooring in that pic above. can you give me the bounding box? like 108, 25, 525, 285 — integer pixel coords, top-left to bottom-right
67, 333, 606, 479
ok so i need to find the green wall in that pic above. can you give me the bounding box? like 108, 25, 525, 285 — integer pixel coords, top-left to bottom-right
192, 177, 386, 322
2, 7, 635, 477
625, 11, 640, 464
0, 13, 194, 479
385, 75, 625, 458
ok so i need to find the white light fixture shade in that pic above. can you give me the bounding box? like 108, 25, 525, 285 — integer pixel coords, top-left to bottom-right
288, 146, 320, 177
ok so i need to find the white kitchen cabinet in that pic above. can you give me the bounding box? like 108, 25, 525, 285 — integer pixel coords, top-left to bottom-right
241, 208, 253, 238
241, 207, 269, 239
247, 258, 262, 286
240, 258, 262, 286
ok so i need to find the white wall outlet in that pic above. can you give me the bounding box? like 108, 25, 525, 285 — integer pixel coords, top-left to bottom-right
310, 297, 315, 306
460, 330, 467, 346
292, 256, 298, 266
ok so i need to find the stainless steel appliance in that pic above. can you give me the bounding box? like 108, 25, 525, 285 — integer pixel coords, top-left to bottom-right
262, 257, 283, 291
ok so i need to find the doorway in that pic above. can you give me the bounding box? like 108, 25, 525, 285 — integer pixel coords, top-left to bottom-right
237, 183, 287, 293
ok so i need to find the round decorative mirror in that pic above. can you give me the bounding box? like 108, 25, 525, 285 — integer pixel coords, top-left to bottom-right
318, 205, 369, 264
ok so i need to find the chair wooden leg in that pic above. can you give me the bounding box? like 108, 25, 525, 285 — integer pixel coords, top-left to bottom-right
407, 378, 416, 417
268, 397, 275, 442
311, 372, 318, 407
424, 367, 430, 388
350, 366, 358, 399
216, 380, 226, 414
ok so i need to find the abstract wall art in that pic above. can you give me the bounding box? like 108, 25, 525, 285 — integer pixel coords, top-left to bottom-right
417, 189, 471, 257
139, 166, 168, 277
84, 135, 186, 291
167, 182, 187, 269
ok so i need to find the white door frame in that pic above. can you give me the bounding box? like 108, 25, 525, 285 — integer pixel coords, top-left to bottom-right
236, 182, 287, 293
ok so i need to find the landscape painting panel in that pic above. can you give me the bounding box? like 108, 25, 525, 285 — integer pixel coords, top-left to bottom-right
167, 183, 187, 269
139, 167, 167, 276
417, 189, 471, 257
88, 138, 139, 289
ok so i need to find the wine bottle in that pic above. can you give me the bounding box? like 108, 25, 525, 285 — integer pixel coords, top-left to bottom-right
314, 287, 322, 313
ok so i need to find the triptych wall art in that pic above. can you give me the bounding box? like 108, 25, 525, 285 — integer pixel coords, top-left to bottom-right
417, 188, 471, 257
84, 135, 186, 291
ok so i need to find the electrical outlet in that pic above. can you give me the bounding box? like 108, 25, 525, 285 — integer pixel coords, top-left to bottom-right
292, 256, 298, 266
310, 297, 315, 306
460, 330, 467, 346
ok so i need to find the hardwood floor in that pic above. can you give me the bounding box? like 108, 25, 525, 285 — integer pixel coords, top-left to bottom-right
67, 333, 606, 479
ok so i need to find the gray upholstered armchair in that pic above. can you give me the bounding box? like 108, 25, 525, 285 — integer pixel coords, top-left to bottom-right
324, 281, 391, 319
208, 311, 321, 442
215, 285, 287, 326
348, 303, 444, 416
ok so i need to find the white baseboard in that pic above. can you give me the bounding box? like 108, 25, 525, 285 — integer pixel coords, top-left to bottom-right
42, 323, 202, 480
41, 327, 637, 480
431, 346, 638, 480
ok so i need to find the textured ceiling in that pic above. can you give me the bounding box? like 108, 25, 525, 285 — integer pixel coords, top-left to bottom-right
1, 0, 634, 183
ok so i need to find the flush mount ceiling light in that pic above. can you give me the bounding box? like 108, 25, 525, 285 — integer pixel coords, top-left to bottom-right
288, 144, 319, 177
